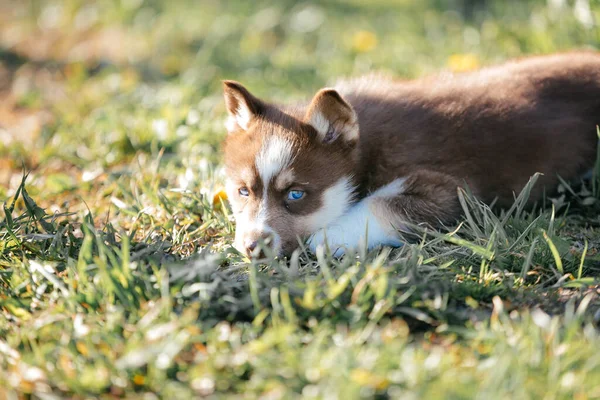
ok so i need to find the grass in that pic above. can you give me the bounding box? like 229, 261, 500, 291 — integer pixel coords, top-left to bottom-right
1, 0, 600, 398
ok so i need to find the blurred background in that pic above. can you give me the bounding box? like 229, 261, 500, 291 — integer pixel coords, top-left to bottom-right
0, 0, 598, 207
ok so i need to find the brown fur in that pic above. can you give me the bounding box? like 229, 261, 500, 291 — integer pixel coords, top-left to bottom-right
340, 52, 600, 206
223, 52, 600, 256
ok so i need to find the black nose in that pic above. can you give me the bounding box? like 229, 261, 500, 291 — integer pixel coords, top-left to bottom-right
245, 239, 259, 253
244, 234, 273, 258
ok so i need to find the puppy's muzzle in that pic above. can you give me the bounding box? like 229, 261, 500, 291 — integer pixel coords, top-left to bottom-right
243, 232, 275, 259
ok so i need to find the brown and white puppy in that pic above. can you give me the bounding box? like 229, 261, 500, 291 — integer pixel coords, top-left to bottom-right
222, 52, 600, 257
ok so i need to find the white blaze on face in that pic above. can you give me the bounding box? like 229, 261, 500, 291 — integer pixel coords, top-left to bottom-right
229, 136, 296, 255
252, 136, 295, 252
233, 204, 277, 253
255, 136, 295, 188
228, 179, 279, 254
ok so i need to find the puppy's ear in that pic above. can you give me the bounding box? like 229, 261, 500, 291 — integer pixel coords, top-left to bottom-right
305, 89, 358, 144
223, 80, 264, 133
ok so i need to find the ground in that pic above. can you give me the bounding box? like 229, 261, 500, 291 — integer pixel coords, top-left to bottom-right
1, 0, 600, 398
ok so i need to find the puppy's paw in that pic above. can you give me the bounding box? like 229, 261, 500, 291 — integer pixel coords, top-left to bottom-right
307, 225, 348, 257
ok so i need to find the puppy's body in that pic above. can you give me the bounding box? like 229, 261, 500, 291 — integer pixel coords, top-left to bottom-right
223, 52, 600, 257
343, 53, 600, 207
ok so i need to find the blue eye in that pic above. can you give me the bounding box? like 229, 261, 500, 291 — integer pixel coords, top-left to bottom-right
239, 187, 249, 197
287, 190, 305, 200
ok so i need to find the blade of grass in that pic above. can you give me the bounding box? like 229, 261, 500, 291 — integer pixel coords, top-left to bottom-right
520, 237, 539, 280
541, 229, 563, 274
578, 240, 588, 280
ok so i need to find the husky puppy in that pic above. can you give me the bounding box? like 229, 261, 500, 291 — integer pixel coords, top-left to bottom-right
222, 52, 600, 257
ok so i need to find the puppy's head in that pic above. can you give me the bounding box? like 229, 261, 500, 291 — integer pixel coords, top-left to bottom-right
222, 80, 360, 257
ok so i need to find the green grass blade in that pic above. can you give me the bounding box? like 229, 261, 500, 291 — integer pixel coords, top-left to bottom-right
541, 230, 564, 274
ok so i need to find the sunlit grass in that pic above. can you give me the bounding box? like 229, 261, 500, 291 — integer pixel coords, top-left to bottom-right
1, 0, 600, 397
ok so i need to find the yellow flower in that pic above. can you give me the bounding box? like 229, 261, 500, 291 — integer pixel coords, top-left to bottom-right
133, 374, 145, 385
448, 53, 480, 72
352, 30, 378, 53
212, 189, 228, 212
75, 342, 89, 356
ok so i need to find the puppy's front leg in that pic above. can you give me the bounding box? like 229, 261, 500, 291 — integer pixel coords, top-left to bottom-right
308, 171, 462, 256
307, 184, 405, 256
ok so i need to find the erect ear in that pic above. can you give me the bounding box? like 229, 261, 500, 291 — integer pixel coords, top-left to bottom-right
304, 88, 359, 144
223, 80, 264, 133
